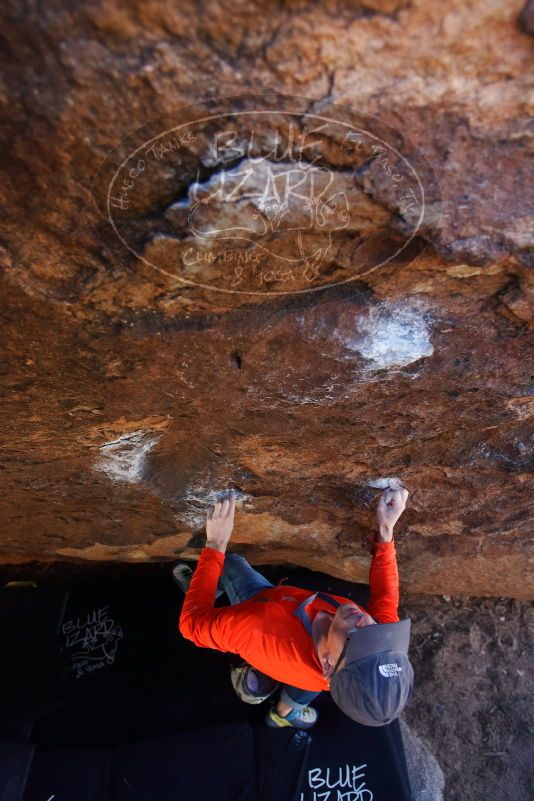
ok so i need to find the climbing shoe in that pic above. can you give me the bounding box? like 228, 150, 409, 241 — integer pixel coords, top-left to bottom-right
231, 663, 279, 704
172, 564, 193, 592
172, 563, 226, 598
265, 704, 318, 730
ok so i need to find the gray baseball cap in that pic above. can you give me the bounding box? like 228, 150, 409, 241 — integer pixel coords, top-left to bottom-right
329, 618, 414, 726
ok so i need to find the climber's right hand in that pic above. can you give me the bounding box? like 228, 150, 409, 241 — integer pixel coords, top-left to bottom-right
375, 486, 408, 542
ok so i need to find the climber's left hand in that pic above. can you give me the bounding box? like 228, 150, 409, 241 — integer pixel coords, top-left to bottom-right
206, 493, 236, 553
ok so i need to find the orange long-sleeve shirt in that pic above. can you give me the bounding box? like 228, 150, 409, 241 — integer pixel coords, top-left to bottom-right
179, 540, 399, 692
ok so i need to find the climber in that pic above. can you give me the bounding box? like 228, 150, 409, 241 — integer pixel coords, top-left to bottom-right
175, 485, 413, 730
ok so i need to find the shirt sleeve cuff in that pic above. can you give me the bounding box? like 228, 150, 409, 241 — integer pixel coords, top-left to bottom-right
201, 545, 226, 563
373, 539, 395, 552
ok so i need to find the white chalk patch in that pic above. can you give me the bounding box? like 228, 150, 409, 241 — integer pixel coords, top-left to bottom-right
184, 486, 251, 507
177, 509, 206, 531
178, 486, 253, 530
95, 430, 161, 484
340, 303, 433, 369
364, 477, 404, 490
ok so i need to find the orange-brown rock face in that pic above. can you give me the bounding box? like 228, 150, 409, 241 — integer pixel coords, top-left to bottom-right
0, 0, 532, 598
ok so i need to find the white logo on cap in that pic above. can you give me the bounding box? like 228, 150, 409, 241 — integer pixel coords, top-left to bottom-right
379, 663, 403, 678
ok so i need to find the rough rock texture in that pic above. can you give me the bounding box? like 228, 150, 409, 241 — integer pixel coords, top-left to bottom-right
399, 718, 444, 801
0, 0, 533, 598
401, 593, 533, 801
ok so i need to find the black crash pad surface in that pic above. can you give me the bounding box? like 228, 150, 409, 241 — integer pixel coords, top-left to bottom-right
0, 561, 413, 801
